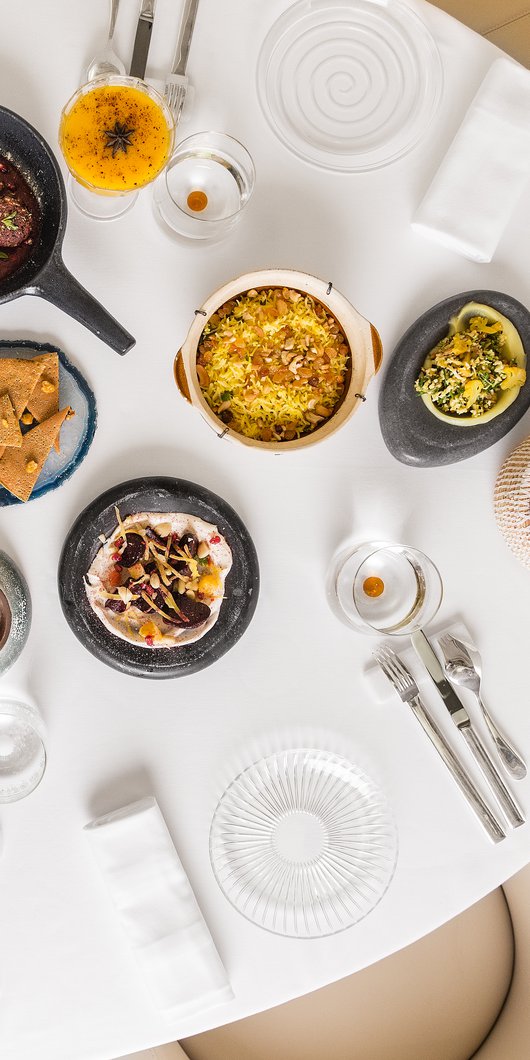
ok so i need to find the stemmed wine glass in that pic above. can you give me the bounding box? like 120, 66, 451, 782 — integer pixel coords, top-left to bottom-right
59, 75, 175, 220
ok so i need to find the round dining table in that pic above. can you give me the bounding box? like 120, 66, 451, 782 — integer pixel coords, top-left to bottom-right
1, 1, 530, 1058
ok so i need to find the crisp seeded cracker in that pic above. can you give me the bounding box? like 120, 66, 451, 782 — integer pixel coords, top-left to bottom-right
0, 393, 22, 448
0, 358, 45, 418
27, 352, 61, 452
0, 407, 70, 502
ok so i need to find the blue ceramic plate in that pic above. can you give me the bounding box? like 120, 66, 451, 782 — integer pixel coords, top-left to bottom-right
0, 340, 97, 505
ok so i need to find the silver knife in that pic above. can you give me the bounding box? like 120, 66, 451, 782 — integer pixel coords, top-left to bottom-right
130, 0, 156, 80
411, 630, 525, 829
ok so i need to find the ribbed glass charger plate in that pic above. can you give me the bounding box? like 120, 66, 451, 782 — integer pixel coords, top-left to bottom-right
210, 749, 397, 937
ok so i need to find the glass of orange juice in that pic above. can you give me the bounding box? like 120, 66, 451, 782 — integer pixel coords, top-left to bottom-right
59, 75, 175, 220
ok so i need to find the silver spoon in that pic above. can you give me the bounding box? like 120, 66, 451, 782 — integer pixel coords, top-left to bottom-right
439, 633, 527, 781
86, 0, 125, 81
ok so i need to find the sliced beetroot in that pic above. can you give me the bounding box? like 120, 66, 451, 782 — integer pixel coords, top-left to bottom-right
105, 598, 127, 614
169, 595, 211, 628
145, 527, 166, 548
120, 533, 145, 567
179, 533, 198, 557
131, 595, 152, 613
174, 560, 191, 577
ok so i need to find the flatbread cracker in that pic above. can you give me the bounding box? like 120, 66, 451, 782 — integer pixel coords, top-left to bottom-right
0, 358, 45, 418
27, 353, 61, 451
0, 407, 70, 502
0, 393, 22, 448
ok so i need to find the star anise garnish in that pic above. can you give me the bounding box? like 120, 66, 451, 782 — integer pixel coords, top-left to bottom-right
103, 121, 136, 157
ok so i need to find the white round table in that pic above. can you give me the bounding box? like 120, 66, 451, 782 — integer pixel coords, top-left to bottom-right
1, 1, 530, 1058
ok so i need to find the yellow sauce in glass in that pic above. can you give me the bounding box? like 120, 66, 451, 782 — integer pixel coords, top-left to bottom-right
60, 84, 172, 192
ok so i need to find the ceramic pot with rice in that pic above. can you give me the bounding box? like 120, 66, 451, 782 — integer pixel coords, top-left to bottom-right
174, 269, 382, 452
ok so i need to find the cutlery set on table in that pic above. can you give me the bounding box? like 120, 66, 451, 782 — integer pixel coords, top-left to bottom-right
330, 540, 526, 845
375, 631, 525, 843
87, 0, 198, 117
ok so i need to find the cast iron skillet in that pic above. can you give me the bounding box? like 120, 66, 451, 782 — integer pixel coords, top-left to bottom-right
0, 105, 134, 355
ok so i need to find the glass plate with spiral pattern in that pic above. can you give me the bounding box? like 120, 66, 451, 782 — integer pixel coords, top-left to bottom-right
209, 748, 398, 937
257, 0, 442, 172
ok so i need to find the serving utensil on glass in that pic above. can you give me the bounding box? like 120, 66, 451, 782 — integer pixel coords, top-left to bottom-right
164, 0, 200, 121
86, 0, 125, 81
439, 633, 526, 781
373, 645, 506, 843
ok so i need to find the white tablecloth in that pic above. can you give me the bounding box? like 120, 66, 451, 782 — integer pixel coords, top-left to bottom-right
1, 2, 529, 1059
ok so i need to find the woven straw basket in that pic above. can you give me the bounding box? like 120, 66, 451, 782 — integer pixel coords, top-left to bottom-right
494, 436, 530, 569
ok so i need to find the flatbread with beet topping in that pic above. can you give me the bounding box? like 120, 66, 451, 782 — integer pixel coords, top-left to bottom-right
85, 511, 232, 648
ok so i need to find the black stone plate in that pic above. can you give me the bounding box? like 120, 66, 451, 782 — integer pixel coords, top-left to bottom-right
379, 290, 530, 467
58, 477, 260, 679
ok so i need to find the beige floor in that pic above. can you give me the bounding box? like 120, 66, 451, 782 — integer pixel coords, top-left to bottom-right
118, 882, 514, 1060
432, 0, 530, 67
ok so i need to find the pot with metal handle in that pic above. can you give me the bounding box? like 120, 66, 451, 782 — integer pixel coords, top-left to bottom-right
0, 106, 134, 355
174, 269, 382, 451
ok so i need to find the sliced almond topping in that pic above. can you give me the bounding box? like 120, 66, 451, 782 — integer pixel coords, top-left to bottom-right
156, 522, 172, 538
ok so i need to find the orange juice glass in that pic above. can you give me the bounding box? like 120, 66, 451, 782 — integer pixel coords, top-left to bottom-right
59, 76, 175, 219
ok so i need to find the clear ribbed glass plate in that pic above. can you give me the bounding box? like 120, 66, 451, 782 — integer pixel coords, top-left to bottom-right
257, 0, 443, 171
210, 749, 397, 937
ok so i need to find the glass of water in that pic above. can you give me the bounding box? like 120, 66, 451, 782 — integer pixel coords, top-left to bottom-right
153, 131, 255, 242
0, 699, 46, 802
328, 541, 443, 635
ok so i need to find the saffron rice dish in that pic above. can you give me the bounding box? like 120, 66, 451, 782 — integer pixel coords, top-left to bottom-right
196, 287, 351, 443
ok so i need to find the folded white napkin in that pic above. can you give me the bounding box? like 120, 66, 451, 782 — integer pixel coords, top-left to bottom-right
412, 57, 530, 262
84, 797, 233, 1016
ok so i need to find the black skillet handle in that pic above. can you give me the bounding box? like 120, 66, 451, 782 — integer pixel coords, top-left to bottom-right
31, 253, 135, 355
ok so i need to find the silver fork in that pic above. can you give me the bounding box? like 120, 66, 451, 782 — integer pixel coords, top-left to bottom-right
374, 646, 506, 843
439, 633, 526, 781
164, 0, 200, 121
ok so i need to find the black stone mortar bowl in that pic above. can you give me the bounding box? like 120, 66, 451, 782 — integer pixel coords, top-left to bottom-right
0, 106, 135, 355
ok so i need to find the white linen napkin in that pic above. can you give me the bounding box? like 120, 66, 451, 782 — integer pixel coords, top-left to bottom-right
84, 796, 233, 1016
412, 57, 530, 262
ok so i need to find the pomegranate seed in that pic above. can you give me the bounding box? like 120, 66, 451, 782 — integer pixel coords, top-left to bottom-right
145, 635, 154, 646
114, 536, 124, 548
112, 552, 121, 561
210, 535, 221, 544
